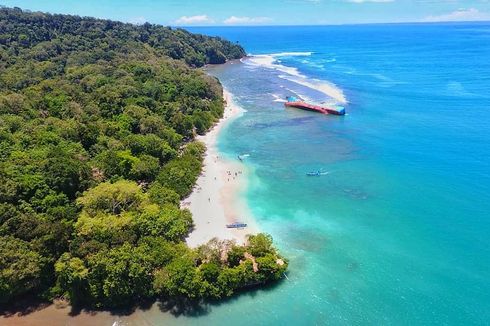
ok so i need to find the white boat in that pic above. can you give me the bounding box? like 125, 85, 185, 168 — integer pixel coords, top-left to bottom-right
226, 222, 247, 228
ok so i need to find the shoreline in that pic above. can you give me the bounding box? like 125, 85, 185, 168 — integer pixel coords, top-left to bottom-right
185, 88, 258, 247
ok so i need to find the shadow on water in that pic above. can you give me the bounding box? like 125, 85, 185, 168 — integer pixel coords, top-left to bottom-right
157, 298, 211, 317
68, 298, 155, 317
0, 296, 51, 317
157, 278, 287, 318
0, 295, 154, 319
0, 280, 288, 320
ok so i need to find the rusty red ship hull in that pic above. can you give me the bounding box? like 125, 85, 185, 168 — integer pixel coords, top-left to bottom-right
284, 101, 345, 116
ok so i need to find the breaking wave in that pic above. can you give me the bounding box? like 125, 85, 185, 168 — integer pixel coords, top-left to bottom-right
244, 52, 347, 104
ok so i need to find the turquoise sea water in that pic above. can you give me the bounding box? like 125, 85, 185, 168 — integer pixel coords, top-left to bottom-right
151, 24, 490, 325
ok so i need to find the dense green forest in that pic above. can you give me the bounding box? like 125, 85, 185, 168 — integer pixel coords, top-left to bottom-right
0, 7, 287, 309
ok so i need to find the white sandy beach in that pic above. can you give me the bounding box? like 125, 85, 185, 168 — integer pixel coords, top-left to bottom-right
184, 89, 258, 247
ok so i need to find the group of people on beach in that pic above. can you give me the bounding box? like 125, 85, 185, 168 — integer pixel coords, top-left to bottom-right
212, 155, 244, 182
226, 170, 242, 182
199, 155, 244, 205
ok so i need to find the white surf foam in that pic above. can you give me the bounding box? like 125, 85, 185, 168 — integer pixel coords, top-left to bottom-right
245, 52, 347, 104
246, 54, 304, 78
279, 75, 347, 104
271, 93, 287, 103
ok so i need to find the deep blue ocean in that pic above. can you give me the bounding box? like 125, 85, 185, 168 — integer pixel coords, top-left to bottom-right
150, 24, 490, 325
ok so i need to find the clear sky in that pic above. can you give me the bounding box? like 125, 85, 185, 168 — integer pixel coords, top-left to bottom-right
1, 0, 489, 25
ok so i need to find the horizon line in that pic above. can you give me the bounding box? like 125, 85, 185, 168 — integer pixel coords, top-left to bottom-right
177, 20, 490, 28
2, 6, 489, 28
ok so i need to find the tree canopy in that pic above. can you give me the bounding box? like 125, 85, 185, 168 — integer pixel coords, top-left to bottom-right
0, 7, 287, 309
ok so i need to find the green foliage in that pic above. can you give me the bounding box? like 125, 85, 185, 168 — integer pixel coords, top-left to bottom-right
83, 243, 156, 307
135, 204, 193, 241
153, 254, 203, 298
227, 245, 247, 267
124, 134, 176, 165
76, 180, 144, 216
247, 233, 275, 257
150, 235, 289, 300
148, 183, 180, 206
200, 262, 221, 283
54, 253, 89, 306
43, 144, 90, 199
156, 141, 205, 198
0, 7, 287, 309
183, 140, 206, 158
129, 154, 161, 182
0, 236, 46, 303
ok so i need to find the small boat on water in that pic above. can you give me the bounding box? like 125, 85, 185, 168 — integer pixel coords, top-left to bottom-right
307, 171, 321, 176
306, 170, 329, 176
285, 96, 345, 116
237, 154, 250, 161
226, 222, 247, 228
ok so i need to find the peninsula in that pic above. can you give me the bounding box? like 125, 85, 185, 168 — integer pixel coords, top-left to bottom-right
0, 7, 287, 313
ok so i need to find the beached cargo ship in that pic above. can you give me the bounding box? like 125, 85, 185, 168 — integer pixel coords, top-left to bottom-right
285, 96, 345, 115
